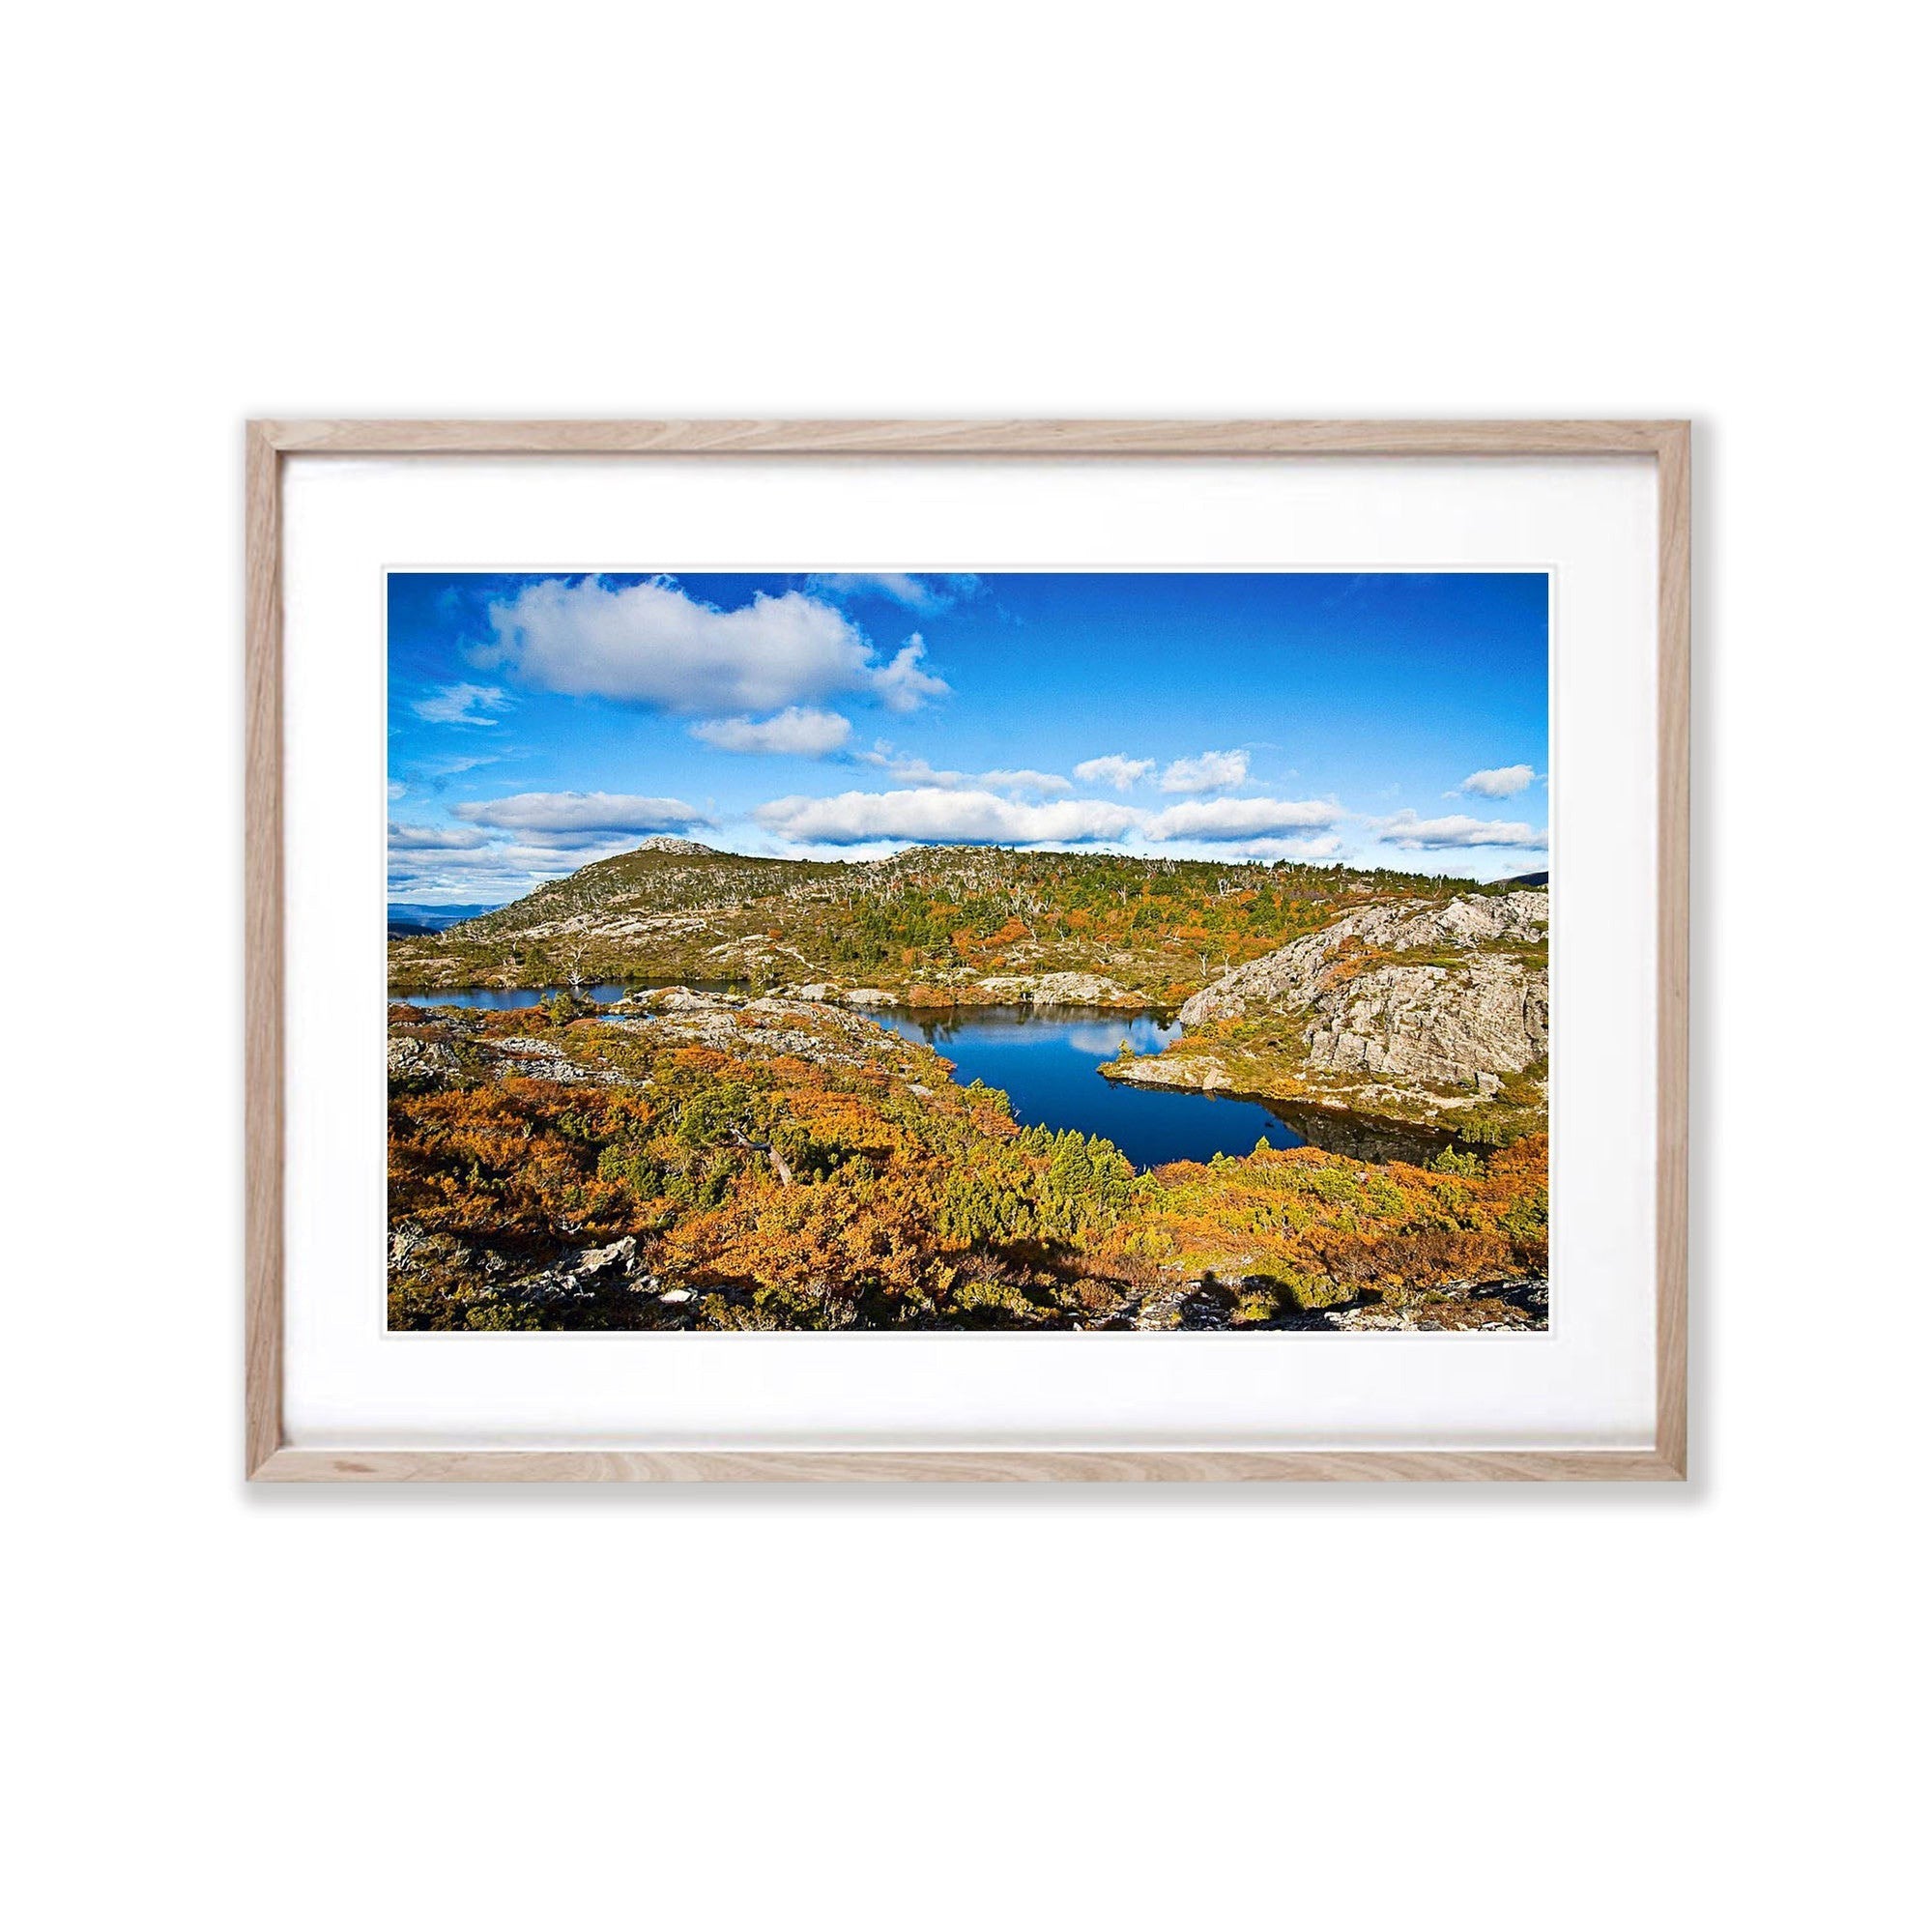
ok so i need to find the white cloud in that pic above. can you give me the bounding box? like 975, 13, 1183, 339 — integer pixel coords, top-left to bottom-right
1456, 764, 1539, 798
1141, 796, 1341, 842
689, 707, 853, 757
977, 768, 1073, 795
856, 748, 955, 784
415, 753, 501, 778
387, 820, 490, 851
873, 635, 951, 712
804, 572, 981, 614
481, 577, 946, 716
1138, 832, 1346, 864
754, 786, 1340, 850
861, 741, 1074, 795
387, 781, 406, 801
413, 682, 510, 727
1247, 834, 1344, 861
1370, 810, 1549, 851
1074, 755, 1155, 791
1158, 749, 1250, 793
452, 791, 710, 848
756, 788, 1140, 848
387, 837, 638, 901
857, 746, 1070, 793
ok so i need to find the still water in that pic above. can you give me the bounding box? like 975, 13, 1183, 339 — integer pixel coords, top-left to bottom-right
871, 1006, 1308, 1168
398, 981, 643, 1010
394, 988, 1432, 1168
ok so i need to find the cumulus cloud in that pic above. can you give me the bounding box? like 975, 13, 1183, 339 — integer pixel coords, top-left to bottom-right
387, 820, 490, 851
1455, 764, 1539, 798
413, 682, 510, 727
1370, 810, 1548, 851
756, 788, 1140, 848
1158, 749, 1249, 793
1245, 834, 1344, 861
873, 635, 951, 712
387, 836, 640, 901
804, 573, 982, 614
452, 791, 710, 848
978, 768, 1073, 795
856, 746, 1070, 793
1141, 796, 1342, 842
753, 786, 1341, 850
480, 577, 946, 716
1074, 754, 1155, 791
689, 707, 853, 757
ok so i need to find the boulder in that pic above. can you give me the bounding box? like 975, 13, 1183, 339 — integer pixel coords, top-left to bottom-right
1159, 889, 1549, 1105
1180, 889, 1546, 1026
387, 1033, 461, 1087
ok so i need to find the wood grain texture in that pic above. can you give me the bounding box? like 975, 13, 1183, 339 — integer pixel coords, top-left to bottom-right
1655, 423, 1692, 1478
245, 424, 284, 1478
252, 1447, 1685, 1484
257, 418, 1682, 458
244, 418, 1690, 1484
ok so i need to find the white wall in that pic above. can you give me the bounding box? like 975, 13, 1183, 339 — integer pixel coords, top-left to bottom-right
10, 5, 1923, 1929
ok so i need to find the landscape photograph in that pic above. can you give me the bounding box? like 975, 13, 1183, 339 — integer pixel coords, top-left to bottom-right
387, 569, 1550, 1332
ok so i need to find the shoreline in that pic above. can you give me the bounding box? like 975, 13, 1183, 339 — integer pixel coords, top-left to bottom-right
1099, 1053, 1546, 1160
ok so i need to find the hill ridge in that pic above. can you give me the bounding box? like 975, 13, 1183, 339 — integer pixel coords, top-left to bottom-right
390, 838, 1518, 1009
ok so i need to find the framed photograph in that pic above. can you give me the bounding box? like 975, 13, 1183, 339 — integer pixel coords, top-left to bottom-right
246, 419, 1687, 1481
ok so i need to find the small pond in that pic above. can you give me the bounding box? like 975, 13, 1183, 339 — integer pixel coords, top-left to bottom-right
869, 1005, 1307, 1167
395, 987, 1444, 1168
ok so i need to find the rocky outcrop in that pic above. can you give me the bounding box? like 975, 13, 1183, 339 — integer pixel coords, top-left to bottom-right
985, 971, 1142, 1008
1180, 890, 1547, 1025
1104, 1051, 1237, 1093
487, 1035, 602, 1082
613, 988, 922, 1074
1299, 956, 1546, 1093
1113, 890, 1548, 1122
797, 972, 1143, 1010
386, 1032, 461, 1087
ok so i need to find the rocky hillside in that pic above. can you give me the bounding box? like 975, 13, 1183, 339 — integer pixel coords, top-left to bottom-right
387, 986, 1549, 1332
1104, 888, 1549, 1144
388, 838, 1510, 1007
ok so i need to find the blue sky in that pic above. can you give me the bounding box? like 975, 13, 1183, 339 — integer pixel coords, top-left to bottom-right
388, 571, 1548, 905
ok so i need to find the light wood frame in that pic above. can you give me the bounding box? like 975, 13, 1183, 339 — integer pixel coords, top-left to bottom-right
246, 418, 1689, 1483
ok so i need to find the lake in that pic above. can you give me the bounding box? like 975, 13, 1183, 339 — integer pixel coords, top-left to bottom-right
869, 1006, 1310, 1167
395, 987, 1438, 1168
397, 981, 646, 1010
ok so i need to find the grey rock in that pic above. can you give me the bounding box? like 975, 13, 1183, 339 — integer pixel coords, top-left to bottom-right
1102, 1053, 1234, 1093
387, 1034, 460, 1085
605, 988, 920, 1074
1174, 889, 1549, 1102
976, 970, 1139, 1007
1181, 889, 1547, 1026
574, 1236, 637, 1277
486, 1036, 594, 1082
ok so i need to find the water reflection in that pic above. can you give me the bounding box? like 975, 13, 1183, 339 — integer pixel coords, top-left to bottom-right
871, 1004, 1301, 1168
394, 989, 1443, 1168
396, 982, 641, 1011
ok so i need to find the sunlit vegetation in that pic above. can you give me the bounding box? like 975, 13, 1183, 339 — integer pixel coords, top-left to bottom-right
388, 999, 1549, 1331
1106, 1016, 1548, 1147
388, 843, 1519, 1001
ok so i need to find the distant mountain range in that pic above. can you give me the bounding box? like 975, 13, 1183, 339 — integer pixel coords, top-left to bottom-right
386, 901, 504, 937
